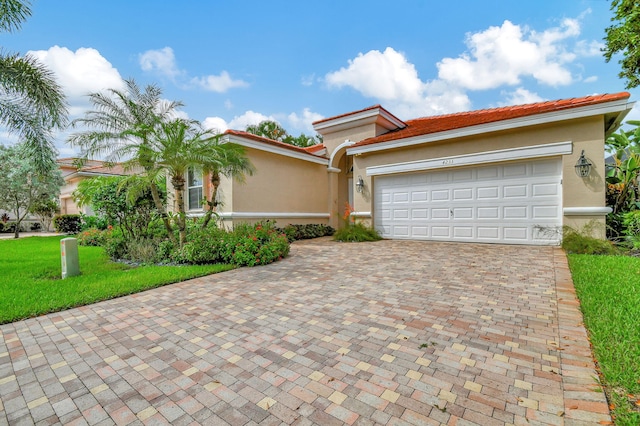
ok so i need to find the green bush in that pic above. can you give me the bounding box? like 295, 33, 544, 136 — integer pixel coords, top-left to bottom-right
621, 210, 640, 249
30, 222, 42, 231
562, 227, 618, 255
81, 214, 109, 231
279, 223, 335, 242
219, 221, 290, 266
333, 222, 382, 242
0, 222, 22, 233
101, 227, 128, 260
77, 228, 105, 247
53, 214, 82, 234
174, 227, 226, 264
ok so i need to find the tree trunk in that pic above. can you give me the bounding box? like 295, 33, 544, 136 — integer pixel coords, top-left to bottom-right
149, 182, 176, 244
171, 175, 187, 247
201, 170, 221, 229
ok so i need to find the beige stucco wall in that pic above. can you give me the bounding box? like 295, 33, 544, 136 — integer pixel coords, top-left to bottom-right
219, 148, 329, 227
351, 116, 608, 236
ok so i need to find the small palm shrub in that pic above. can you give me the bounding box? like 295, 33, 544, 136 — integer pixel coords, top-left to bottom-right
562, 226, 618, 255
333, 222, 382, 242
333, 202, 382, 242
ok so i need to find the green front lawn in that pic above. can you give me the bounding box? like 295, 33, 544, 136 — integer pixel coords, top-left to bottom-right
568, 254, 640, 425
0, 236, 234, 324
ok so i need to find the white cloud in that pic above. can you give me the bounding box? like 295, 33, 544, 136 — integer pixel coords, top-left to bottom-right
287, 108, 324, 133
325, 47, 470, 118
583, 75, 598, 83
326, 47, 424, 104
203, 110, 274, 133
191, 71, 249, 93
324, 13, 599, 118
499, 88, 545, 106
139, 47, 183, 79
28, 46, 124, 115
437, 19, 579, 90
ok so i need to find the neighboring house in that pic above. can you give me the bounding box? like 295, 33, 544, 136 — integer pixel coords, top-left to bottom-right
57, 158, 132, 215
178, 92, 634, 245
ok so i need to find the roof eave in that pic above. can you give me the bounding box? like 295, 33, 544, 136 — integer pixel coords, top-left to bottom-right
223, 134, 329, 166
348, 98, 636, 155
313, 106, 406, 135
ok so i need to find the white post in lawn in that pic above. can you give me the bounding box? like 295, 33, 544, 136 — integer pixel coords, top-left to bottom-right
61, 238, 80, 278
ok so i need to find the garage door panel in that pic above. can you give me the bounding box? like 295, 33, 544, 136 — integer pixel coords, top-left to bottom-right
453, 188, 473, 200
411, 191, 428, 202
478, 207, 499, 219
533, 205, 559, 218
432, 208, 450, 219
412, 209, 428, 219
453, 227, 473, 238
503, 163, 527, 177
431, 227, 450, 237
504, 227, 529, 240
503, 185, 528, 198
477, 186, 499, 199
504, 206, 527, 219
477, 227, 500, 239
532, 183, 559, 197
374, 158, 562, 245
432, 190, 450, 201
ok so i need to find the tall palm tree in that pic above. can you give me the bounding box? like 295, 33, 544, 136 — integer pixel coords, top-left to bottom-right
68, 78, 182, 242
147, 118, 248, 246
201, 140, 253, 228
0, 0, 68, 173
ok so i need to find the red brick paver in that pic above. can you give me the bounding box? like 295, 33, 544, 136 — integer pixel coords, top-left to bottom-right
0, 239, 610, 425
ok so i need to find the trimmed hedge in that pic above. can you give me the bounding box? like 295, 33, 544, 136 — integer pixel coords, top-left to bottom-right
53, 214, 82, 234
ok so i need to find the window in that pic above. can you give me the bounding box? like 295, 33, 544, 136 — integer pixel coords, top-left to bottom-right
187, 168, 203, 210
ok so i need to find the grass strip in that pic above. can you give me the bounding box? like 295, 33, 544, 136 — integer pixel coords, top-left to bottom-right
568, 254, 640, 425
0, 236, 234, 324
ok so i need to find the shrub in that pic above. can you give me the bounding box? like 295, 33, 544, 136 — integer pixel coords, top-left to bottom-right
621, 210, 640, 249
30, 222, 42, 231
333, 222, 382, 242
174, 227, 226, 264
77, 228, 105, 247
1, 222, 22, 233
101, 228, 128, 260
53, 214, 82, 234
81, 215, 109, 231
279, 223, 335, 242
220, 221, 290, 266
562, 227, 618, 255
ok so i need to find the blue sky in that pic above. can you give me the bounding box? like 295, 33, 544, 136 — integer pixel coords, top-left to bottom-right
1, 0, 637, 157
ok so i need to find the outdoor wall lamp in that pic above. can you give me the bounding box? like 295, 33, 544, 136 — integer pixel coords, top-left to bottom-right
355, 175, 365, 193
574, 150, 592, 178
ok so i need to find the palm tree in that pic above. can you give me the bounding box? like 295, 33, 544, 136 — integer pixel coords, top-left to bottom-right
68, 78, 182, 242
0, 0, 68, 173
201, 140, 254, 228
146, 118, 253, 245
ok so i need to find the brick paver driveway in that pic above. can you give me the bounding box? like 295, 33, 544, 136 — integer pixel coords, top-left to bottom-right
0, 239, 610, 425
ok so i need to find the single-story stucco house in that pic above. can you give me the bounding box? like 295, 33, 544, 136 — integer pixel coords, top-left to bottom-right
57, 158, 132, 215
176, 92, 634, 246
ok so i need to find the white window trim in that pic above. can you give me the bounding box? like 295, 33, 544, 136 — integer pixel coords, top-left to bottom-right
187, 168, 204, 211
366, 141, 572, 176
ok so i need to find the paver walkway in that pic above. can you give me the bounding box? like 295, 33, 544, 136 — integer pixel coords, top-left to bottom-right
0, 239, 610, 425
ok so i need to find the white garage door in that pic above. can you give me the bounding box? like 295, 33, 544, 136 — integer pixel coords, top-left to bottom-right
374, 158, 562, 245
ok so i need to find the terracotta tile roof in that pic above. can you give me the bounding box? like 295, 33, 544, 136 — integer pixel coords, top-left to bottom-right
56, 158, 136, 177
353, 92, 631, 148
224, 129, 327, 158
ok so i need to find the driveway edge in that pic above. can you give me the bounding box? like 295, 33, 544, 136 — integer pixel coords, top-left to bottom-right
554, 248, 612, 425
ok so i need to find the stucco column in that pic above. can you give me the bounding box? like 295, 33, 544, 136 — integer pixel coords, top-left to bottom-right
328, 167, 340, 229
